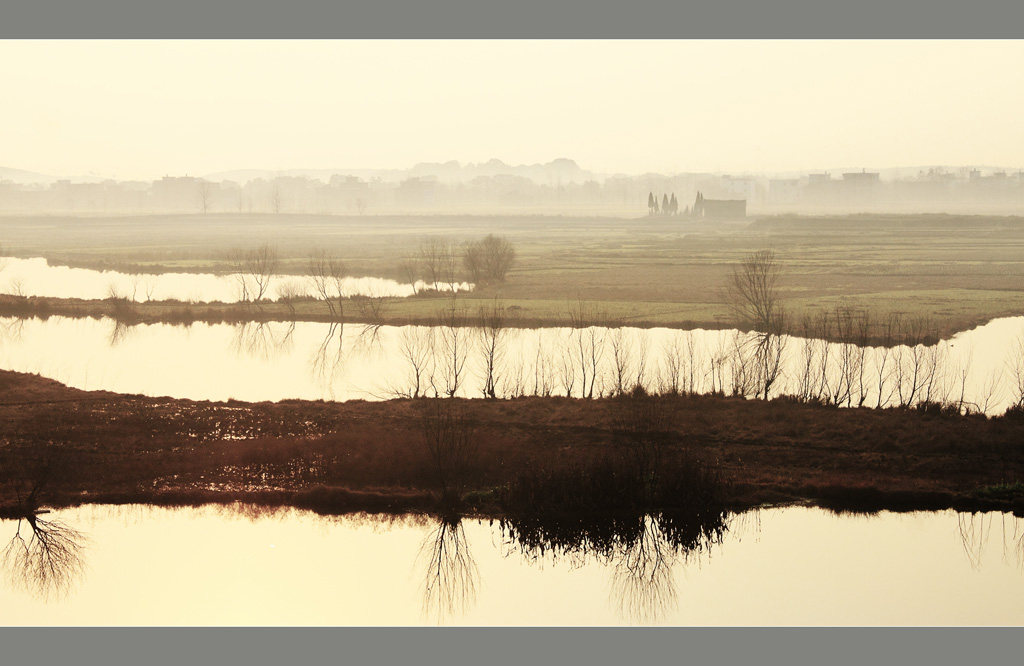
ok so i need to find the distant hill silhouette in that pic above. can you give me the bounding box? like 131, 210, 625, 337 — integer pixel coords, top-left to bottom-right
0, 167, 60, 185
204, 158, 596, 185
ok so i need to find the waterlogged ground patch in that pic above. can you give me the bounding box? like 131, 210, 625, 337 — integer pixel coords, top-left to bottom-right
1, 370, 1023, 517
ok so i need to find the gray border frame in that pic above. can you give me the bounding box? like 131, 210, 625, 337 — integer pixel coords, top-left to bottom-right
2, 0, 1024, 38
0, 627, 1018, 664
1, 0, 1021, 664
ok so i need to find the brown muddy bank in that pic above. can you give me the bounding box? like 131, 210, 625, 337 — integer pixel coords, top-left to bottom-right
1, 370, 1022, 518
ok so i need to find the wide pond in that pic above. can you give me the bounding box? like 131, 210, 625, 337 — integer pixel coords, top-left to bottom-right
0, 314, 1022, 413
0, 256, 470, 302
1, 504, 1021, 626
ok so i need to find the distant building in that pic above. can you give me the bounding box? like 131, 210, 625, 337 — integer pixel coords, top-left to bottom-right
768, 178, 802, 204
692, 191, 746, 219
841, 171, 880, 184
720, 175, 758, 200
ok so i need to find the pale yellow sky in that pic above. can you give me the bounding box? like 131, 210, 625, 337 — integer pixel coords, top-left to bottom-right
3, 40, 1022, 180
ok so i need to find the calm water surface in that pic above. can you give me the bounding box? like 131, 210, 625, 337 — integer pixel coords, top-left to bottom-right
0, 315, 1021, 413
1, 257, 470, 301
1, 505, 1021, 626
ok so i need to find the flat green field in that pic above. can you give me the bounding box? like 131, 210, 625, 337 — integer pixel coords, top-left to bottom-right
2, 212, 1024, 336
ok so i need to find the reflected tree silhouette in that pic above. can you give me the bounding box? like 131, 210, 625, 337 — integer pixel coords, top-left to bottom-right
501, 509, 731, 624
2, 513, 88, 599
348, 322, 387, 354
230, 320, 296, 361
107, 317, 135, 348
309, 322, 346, 395
1, 317, 27, 343
417, 516, 479, 623
957, 511, 1024, 572
610, 515, 678, 624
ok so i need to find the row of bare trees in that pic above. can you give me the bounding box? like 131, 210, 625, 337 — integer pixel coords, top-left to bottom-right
225, 235, 513, 315
384, 299, 1015, 415
393, 299, 508, 400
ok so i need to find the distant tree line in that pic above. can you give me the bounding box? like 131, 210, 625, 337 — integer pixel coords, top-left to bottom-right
648, 192, 686, 216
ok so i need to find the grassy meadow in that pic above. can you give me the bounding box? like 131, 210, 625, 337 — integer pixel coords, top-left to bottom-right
3, 212, 1024, 337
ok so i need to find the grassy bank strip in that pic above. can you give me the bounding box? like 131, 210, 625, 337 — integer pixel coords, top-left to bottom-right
1, 290, 1019, 344
1, 371, 1023, 518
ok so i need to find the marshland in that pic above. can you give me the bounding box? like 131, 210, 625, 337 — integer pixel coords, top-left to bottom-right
2, 210, 1024, 623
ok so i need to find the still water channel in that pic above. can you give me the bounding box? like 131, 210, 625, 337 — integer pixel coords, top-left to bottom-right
1, 257, 470, 301
0, 314, 1021, 414
1, 504, 1021, 626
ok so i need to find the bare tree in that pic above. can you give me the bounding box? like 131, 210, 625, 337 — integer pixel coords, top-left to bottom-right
1005, 332, 1024, 409
659, 332, 684, 395
476, 298, 511, 398
141, 274, 159, 301
724, 249, 788, 400
610, 329, 649, 396
530, 336, 556, 397
976, 366, 1004, 415
462, 234, 516, 285
351, 288, 390, 326
196, 179, 214, 214
795, 313, 822, 402
724, 249, 785, 335
7, 277, 25, 298
308, 249, 346, 320
727, 332, 756, 397
610, 328, 635, 396
894, 316, 931, 407
437, 302, 469, 398
421, 238, 455, 292
229, 243, 279, 302
566, 296, 607, 399
276, 278, 305, 318
398, 255, 421, 296
395, 326, 436, 399
873, 312, 902, 408
270, 186, 282, 214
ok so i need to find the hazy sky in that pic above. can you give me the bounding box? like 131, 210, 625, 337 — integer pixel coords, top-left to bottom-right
3, 40, 1022, 180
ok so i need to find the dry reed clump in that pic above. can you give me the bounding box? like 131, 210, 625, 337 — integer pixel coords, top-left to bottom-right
499, 451, 726, 517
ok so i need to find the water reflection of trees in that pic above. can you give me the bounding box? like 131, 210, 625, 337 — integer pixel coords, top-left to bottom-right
956, 511, 1024, 572
2, 513, 88, 599
107, 317, 135, 348
230, 320, 296, 361
1, 316, 27, 343
417, 516, 479, 624
353, 322, 386, 352
309, 322, 346, 396
501, 509, 730, 624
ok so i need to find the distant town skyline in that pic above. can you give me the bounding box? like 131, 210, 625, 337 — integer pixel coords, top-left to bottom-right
3, 40, 1022, 181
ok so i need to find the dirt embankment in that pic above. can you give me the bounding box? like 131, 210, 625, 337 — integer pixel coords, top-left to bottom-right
1, 369, 1022, 517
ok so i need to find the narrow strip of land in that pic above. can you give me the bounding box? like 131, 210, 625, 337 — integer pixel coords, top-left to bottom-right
2, 370, 1021, 517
